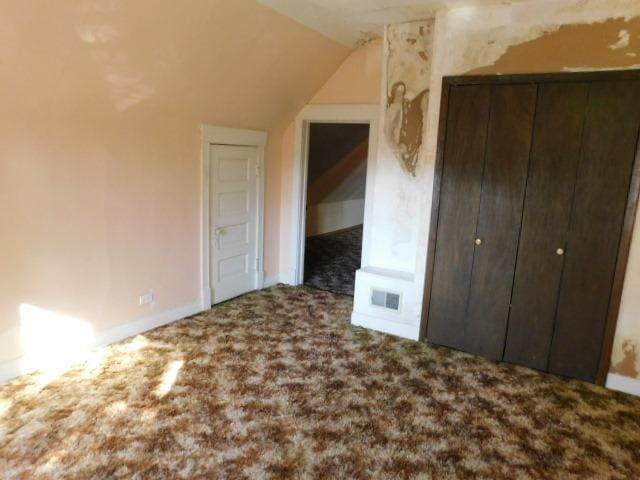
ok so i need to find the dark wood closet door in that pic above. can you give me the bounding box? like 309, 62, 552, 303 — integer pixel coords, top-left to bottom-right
427, 85, 491, 350
549, 80, 640, 382
504, 83, 590, 370
463, 84, 537, 359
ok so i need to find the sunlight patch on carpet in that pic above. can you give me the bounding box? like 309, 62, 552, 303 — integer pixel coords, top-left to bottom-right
155, 359, 184, 397
19, 303, 94, 387
0, 399, 10, 418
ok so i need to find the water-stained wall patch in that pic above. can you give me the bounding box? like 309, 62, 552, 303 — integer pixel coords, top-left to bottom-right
384, 20, 434, 177
611, 338, 640, 378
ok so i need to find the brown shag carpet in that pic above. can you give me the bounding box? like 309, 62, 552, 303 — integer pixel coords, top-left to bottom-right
1, 285, 639, 479
304, 226, 362, 296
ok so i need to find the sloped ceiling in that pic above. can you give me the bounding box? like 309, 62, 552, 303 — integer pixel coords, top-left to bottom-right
258, 0, 526, 46
1, 0, 351, 129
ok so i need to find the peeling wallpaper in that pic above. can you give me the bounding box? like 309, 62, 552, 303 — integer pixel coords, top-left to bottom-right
469, 17, 640, 74
384, 21, 434, 177
437, 0, 640, 77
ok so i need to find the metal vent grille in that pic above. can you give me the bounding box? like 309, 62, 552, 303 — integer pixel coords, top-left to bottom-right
371, 289, 400, 311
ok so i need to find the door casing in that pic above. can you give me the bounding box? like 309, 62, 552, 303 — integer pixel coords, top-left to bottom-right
201, 125, 267, 308
288, 104, 380, 286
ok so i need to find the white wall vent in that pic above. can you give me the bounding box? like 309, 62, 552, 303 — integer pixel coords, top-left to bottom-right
371, 289, 400, 311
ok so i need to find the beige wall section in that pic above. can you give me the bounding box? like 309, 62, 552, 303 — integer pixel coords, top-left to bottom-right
0, 0, 350, 365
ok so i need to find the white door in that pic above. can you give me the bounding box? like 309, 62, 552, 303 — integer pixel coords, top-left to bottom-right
210, 144, 260, 303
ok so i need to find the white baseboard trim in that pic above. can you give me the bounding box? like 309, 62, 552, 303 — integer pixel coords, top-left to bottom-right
0, 300, 205, 384
201, 288, 213, 310
93, 301, 204, 349
606, 373, 640, 396
263, 275, 282, 288
278, 269, 298, 286
351, 311, 420, 341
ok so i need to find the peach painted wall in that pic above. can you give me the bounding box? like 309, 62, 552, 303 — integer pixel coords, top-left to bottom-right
310, 39, 383, 105
0, 0, 350, 365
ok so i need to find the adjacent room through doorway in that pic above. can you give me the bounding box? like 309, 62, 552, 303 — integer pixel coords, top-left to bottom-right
303, 122, 370, 296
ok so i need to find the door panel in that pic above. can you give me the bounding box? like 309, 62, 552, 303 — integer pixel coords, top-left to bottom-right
549, 80, 640, 381
427, 85, 491, 350
219, 254, 249, 277
504, 83, 590, 370
464, 84, 537, 360
218, 191, 249, 216
210, 144, 259, 304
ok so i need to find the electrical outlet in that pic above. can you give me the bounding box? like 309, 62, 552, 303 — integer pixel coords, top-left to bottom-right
139, 290, 154, 306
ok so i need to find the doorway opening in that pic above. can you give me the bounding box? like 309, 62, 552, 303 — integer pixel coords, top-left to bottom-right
303, 122, 370, 296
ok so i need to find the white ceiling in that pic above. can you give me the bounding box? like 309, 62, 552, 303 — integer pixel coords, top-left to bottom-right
258, 0, 525, 47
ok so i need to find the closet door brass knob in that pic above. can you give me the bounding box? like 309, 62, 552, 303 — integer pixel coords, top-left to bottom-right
556, 248, 565, 256
475, 238, 483, 246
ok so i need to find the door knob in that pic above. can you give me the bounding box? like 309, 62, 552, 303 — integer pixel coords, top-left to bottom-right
475, 238, 482, 246
556, 248, 565, 256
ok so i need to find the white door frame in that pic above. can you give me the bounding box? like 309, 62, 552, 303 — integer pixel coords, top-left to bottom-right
201, 125, 267, 308
288, 104, 380, 286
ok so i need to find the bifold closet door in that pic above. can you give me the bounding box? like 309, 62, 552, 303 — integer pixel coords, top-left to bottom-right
426, 85, 491, 351
428, 74, 640, 383
504, 83, 590, 370
428, 84, 536, 358
549, 80, 640, 382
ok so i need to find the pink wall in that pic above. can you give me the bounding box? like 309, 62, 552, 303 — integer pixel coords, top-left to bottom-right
0, 0, 350, 364
311, 39, 383, 105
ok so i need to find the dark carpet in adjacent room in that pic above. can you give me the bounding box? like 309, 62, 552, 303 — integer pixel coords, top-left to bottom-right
304, 225, 362, 296
1, 285, 639, 479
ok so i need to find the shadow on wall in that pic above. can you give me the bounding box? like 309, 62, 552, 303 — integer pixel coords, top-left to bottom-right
307, 141, 368, 205
306, 123, 369, 237
306, 123, 369, 187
